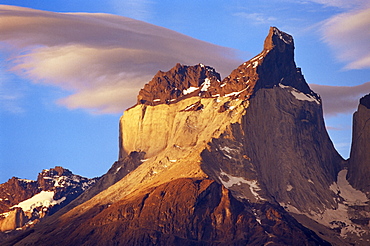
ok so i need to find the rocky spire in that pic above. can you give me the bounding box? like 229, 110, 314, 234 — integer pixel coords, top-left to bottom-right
348, 93, 370, 192
255, 27, 312, 94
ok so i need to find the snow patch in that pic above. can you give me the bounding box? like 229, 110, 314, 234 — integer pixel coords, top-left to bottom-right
183, 86, 199, 95
224, 87, 248, 97
19, 179, 34, 183
219, 169, 265, 200
282, 169, 369, 238
220, 146, 235, 153
12, 191, 65, 212
219, 146, 239, 159
274, 29, 292, 44
250, 55, 261, 61
183, 103, 200, 111
115, 167, 122, 174
308, 204, 368, 238
252, 61, 258, 68
200, 78, 211, 91
54, 176, 65, 187
0, 212, 10, 218
330, 169, 368, 206
279, 84, 320, 104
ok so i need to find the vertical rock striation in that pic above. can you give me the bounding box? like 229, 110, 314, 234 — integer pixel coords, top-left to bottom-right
348, 93, 370, 193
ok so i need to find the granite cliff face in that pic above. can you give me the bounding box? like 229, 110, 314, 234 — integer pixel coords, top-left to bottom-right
348, 94, 370, 193
3, 27, 369, 246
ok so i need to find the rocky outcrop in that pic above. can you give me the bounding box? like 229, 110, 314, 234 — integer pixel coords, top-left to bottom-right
0, 208, 27, 232
0, 178, 39, 214
0, 167, 98, 232
137, 63, 222, 106
348, 93, 370, 193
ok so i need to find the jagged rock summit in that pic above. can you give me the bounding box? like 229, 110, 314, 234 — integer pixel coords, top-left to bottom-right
137, 27, 316, 107
0, 167, 98, 234
3, 27, 369, 246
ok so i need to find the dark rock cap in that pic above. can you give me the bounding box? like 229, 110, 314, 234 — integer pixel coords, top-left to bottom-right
255, 26, 312, 94
359, 93, 370, 109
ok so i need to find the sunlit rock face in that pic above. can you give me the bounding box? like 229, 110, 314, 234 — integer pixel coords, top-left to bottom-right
5, 27, 369, 246
348, 93, 370, 193
119, 26, 342, 214
18, 179, 327, 246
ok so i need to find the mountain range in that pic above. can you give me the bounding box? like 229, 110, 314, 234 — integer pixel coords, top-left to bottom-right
1, 27, 369, 246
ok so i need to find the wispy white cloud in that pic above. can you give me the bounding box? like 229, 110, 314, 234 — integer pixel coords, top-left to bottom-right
311, 0, 370, 70
0, 63, 24, 114
320, 7, 370, 70
0, 5, 242, 114
110, 0, 154, 21
0, 90, 24, 114
310, 81, 370, 116
233, 12, 277, 25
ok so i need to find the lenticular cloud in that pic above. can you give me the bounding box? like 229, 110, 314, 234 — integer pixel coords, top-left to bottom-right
0, 5, 242, 113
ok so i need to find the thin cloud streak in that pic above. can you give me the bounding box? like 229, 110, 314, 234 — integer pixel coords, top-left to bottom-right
110, 0, 154, 21
306, 0, 369, 9
310, 81, 370, 116
0, 5, 242, 114
320, 4, 370, 70
233, 12, 277, 25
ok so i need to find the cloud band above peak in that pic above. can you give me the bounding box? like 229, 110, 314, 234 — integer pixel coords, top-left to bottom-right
0, 5, 242, 114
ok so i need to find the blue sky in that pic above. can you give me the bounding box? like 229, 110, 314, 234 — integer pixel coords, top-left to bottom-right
1, 0, 369, 183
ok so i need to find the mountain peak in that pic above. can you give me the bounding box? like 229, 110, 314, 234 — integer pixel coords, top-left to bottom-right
137, 27, 317, 107
137, 63, 221, 106
359, 93, 370, 109
263, 26, 294, 51
253, 26, 314, 95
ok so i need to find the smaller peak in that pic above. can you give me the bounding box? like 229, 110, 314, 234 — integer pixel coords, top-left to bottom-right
264, 26, 294, 51
174, 62, 183, 69
137, 63, 221, 105
360, 93, 370, 109
39, 166, 73, 177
